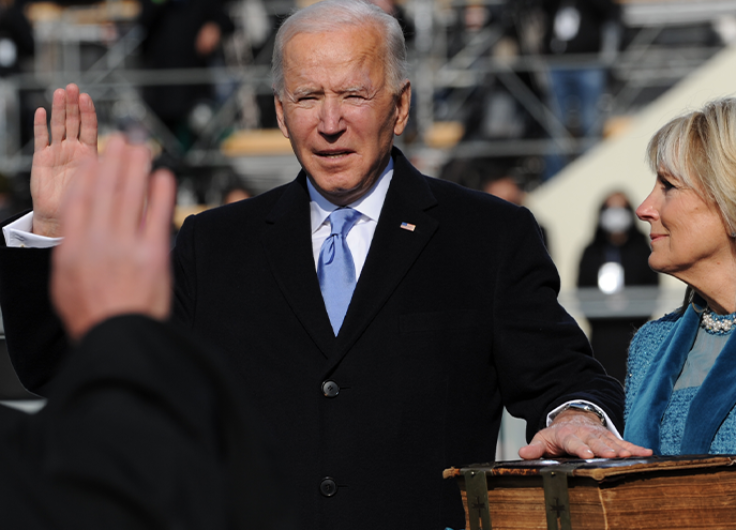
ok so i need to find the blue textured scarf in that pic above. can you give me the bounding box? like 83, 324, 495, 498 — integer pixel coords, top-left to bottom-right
625, 301, 736, 454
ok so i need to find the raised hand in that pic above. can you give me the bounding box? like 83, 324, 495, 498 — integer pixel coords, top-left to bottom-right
51, 135, 176, 342
31, 83, 98, 237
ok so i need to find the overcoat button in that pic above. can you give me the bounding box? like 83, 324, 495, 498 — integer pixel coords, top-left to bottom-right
321, 380, 340, 398
320, 477, 337, 497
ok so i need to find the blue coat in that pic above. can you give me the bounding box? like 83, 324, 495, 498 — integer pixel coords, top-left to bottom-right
625, 305, 736, 454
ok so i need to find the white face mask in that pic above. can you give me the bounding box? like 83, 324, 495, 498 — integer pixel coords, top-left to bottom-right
554, 5, 581, 42
600, 207, 633, 234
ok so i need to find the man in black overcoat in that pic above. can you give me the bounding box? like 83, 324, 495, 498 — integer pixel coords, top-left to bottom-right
0, 1, 650, 528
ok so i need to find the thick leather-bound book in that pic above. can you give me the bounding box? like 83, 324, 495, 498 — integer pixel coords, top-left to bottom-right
443, 455, 736, 530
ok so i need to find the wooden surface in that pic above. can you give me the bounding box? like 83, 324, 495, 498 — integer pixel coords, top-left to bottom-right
452, 457, 736, 529
461, 469, 736, 529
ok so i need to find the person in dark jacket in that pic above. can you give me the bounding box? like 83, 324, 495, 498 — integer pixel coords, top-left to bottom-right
577, 191, 659, 383
137, 0, 235, 151
541, 0, 621, 178
0, 0, 35, 146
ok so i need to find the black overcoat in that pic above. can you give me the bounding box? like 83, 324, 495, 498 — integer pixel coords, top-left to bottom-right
0, 315, 291, 530
0, 148, 624, 529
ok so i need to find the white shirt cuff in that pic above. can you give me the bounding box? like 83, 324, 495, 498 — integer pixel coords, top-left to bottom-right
546, 399, 622, 439
3, 212, 63, 248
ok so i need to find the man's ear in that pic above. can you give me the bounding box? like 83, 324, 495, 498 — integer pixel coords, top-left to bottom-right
393, 81, 411, 136
274, 94, 290, 139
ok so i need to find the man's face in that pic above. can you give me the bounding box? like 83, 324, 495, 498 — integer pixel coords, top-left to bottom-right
275, 25, 411, 206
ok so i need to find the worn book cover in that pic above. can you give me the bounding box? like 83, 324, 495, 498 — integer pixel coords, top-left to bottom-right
444, 455, 736, 530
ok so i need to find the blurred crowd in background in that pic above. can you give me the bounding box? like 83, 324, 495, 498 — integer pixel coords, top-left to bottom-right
0, 0, 730, 209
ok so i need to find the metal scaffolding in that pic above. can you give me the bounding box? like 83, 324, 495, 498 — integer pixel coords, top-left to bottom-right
0, 0, 733, 195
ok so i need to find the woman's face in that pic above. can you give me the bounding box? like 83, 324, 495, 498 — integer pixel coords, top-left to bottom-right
636, 170, 732, 285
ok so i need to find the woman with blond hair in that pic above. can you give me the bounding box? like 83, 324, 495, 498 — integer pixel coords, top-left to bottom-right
626, 98, 736, 454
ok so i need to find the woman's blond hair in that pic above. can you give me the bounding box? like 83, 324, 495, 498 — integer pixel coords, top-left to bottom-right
647, 98, 736, 235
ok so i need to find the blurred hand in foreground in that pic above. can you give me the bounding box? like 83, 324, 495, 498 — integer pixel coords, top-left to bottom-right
51, 135, 176, 342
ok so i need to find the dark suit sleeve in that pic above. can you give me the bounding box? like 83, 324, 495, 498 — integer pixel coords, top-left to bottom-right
0, 215, 69, 394
172, 214, 198, 329
0, 315, 295, 530
492, 207, 624, 439
0, 211, 202, 395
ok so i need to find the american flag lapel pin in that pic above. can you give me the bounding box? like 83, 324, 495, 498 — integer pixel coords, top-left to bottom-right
400, 222, 416, 232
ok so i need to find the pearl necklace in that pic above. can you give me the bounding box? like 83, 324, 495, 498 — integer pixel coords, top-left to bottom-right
700, 307, 736, 334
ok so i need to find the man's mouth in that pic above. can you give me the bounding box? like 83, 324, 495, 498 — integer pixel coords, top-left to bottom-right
316, 150, 352, 158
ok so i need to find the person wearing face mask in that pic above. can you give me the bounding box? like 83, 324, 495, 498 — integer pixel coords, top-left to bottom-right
577, 192, 660, 383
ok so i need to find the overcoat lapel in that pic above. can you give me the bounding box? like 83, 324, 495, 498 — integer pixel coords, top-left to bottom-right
260, 173, 335, 358
327, 150, 439, 371
259, 150, 439, 368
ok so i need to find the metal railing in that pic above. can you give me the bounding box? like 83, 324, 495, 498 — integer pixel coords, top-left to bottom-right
0, 1, 727, 182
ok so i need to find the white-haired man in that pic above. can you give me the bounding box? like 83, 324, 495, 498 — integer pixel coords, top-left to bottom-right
0, 1, 649, 528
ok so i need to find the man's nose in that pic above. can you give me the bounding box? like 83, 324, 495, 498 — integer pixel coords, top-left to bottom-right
318, 99, 346, 137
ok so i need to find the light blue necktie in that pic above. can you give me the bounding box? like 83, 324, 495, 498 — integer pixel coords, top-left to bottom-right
318, 208, 362, 335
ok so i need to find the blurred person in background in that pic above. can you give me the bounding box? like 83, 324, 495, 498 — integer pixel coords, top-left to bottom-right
367, 0, 414, 43
446, 2, 524, 142
224, 0, 278, 129
483, 175, 524, 205
482, 168, 550, 252
137, 0, 234, 152
0, 171, 16, 222
577, 191, 659, 384
0, 0, 33, 78
222, 182, 252, 204
0, 0, 34, 147
541, 0, 621, 179
626, 98, 736, 455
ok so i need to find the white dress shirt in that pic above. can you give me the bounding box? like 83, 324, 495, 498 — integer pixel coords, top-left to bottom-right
3, 212, 61, 248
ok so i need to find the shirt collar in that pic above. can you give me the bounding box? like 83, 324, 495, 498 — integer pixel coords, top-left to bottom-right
308, 157, 394, 233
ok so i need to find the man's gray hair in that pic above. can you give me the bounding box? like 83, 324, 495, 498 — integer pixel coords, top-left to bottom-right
272, 0, 408, 98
